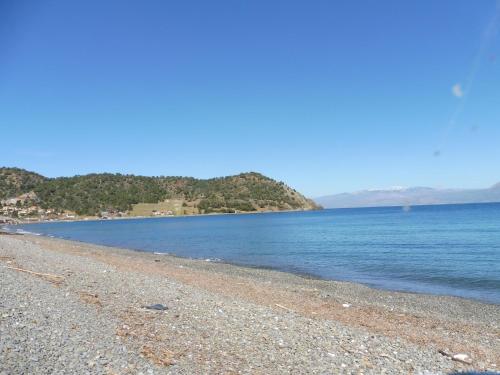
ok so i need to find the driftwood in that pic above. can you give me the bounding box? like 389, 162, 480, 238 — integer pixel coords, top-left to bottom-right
339, 345, 354, 354
5, 266, 64, 283
275, 303, 293, 312
379, 353, 398, 361
438, 349, 473, 365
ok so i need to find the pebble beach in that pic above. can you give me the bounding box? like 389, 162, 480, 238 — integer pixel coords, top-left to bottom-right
1, 233, 499, 374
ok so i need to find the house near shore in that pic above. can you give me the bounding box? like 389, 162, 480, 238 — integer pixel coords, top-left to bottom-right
152, 210, 174, 216
0, 215, 19, 224
98, 209, 127, 219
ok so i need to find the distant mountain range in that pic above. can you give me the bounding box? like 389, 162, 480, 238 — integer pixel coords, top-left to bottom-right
315, 183, 500, 209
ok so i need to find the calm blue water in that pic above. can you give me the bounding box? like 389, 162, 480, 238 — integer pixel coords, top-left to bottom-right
10, 203, 500, 304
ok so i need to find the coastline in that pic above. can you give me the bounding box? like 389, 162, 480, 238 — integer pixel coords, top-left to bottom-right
7, 222, 499, 306
10, 206, 320, 226
12, 200, 500, 226
4, 228, 497, 307
1, 234, 498, 373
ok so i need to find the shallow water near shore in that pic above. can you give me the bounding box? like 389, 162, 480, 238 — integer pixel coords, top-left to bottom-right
11, 203, 500, 304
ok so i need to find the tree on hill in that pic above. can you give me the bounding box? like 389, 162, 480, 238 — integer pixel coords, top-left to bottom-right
0, 168, 321, 216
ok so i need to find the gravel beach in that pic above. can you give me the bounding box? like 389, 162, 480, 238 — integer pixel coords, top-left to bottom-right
1, 233, 499, 374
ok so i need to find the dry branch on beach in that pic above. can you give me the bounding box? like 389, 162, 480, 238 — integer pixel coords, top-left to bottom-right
4, 265, 64, 285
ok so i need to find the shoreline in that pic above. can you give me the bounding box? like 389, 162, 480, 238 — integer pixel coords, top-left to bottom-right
5, 226, 499, 306
9, 207, 321, 226
12, 200, 500, 227
1, 234, 499, 373
17, 234, 500, 318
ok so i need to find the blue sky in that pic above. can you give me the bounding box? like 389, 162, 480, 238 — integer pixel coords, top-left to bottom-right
1, 1, 499, 197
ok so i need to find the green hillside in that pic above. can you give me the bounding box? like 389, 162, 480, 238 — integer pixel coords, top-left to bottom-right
0, 168, 47, 200
0, 168, 321, 216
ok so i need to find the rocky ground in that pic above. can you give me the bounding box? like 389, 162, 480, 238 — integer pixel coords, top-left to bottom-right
0, 233, 499, 374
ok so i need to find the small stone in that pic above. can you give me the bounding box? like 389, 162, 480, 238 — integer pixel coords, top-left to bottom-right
144, 304, 168, 311
452, 353, 472, 365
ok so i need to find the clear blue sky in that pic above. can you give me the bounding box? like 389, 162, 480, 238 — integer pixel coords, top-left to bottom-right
1, 1, 499, 197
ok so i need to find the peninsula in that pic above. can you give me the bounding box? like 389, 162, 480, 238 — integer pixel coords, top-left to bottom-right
0, 167, 320, 222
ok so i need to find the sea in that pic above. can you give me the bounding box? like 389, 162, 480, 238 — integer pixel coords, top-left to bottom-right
8, 203, 500, 304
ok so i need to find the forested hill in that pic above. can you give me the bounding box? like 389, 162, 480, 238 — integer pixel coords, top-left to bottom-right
0, 167, 320, 216
0, 168, 47, 199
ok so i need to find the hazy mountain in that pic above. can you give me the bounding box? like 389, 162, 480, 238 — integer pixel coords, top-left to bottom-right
315, 183, 500, 209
